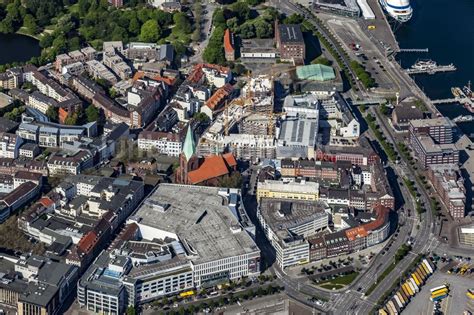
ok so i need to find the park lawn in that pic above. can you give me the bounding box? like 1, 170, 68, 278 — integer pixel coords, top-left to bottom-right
318, 272, 360, 290
320, 283, 345, 290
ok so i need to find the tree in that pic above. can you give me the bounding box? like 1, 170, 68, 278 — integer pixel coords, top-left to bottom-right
23, 14, 39, 34
203, 26, 225, 64
128, 17, 141, 36
86, 105, 99, 123
239, 22, 255, 39
231, 2, 251, 22
212, 9, 226, 29
64, 112, 79, 125
284, 13, 304, 24
254, 19, 272, 38
140, 20, 162, 42
173, 12, 192, 35
311, 56, 332, 66
217, 172, 243, 188
46, 106, 58, 122
126, 306, 136, 315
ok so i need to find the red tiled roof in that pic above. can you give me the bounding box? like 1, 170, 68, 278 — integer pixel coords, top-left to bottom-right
132, 71, 176, 86
345, 226, 368, 241
222, 152, 237, 167
363, 205, 390, 232
205, 83, 233, 110
39, 197, 54, 208
188, 155, 231, 184
224, 29, 234, 54
78, 231, 98, 254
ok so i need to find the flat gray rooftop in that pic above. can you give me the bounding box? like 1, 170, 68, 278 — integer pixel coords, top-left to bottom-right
133, 184, 259, 264
259, 198, 328, 239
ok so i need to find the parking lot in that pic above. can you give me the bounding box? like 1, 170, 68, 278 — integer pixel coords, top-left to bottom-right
320, 15, 398, 92
403, 271, 473, 315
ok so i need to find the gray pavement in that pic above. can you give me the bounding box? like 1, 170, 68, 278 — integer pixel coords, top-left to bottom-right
403, 272, 474, 315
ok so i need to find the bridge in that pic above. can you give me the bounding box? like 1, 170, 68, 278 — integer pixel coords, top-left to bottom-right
405, 65, 457, 75
398, 48, 429, 53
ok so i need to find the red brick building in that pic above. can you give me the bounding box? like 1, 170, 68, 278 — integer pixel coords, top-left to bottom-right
275, 22, 305, 64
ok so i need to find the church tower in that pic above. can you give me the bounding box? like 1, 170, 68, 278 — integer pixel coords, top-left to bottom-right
177, 126, 199, 184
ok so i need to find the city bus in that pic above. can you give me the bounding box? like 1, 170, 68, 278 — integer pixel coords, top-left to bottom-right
430, 285, 447, 293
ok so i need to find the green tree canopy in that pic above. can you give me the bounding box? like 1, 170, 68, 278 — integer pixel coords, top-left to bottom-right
46, 106, 58, 122
86, 105, 99, 123
139, 19, 162, 42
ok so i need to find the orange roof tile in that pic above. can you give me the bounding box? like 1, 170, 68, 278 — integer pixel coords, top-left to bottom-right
223, 152, 237, 167
78, 231, 98, 254
224, 29, 234, 54
188, 155, 231, 184
39, 197, 54, 208
205, 83, 233, 110
363, 205, 390, 232
345, 226, 368, 241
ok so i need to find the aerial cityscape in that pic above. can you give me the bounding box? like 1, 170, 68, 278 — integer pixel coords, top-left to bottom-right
0, 0, 472, 314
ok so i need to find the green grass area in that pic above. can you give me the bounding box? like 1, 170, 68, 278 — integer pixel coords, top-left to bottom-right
318, 272, 359, 290
320, 283, 345, 290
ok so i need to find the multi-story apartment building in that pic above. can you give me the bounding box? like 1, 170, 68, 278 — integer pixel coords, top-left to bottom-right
0, 254, 78, 315
427, 165, 466, 219
409, 117, 455, 144
137, 131, 183, 156
257, 179, 319, 201
0, 132, 23, 158
257, 199, 329, 268
28, 90, 58, 113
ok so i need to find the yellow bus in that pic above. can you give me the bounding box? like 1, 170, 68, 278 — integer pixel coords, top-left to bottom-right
431, 288, 449, 297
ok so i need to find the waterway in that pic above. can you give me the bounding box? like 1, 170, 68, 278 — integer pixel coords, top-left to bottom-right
0, 33, 41, 65
394, 0, 474, 137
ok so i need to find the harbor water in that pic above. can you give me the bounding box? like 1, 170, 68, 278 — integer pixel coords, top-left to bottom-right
394, 0, 474, 137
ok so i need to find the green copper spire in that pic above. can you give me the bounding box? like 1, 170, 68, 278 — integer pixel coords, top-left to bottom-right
182, 125, 196, 161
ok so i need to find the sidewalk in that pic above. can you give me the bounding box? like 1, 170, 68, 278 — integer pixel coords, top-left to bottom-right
285, 239, 390, 279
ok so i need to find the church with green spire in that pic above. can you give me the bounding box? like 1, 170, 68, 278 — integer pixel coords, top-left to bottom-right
175, 125, 238, 185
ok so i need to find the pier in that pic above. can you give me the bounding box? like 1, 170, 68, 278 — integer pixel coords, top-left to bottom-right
453, 115, 474, 123
398, 48, 429, 53
431, 98, 471, 105
405, 64, 457, 75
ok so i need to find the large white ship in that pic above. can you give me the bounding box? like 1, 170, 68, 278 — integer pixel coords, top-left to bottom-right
380, 0, 413, 22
